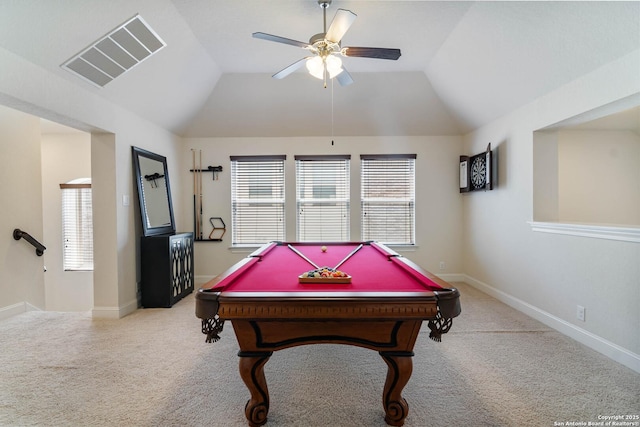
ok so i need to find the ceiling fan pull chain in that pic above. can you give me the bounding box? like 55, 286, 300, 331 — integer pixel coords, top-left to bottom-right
331, 78, 335, 145
323, 61, 328, 88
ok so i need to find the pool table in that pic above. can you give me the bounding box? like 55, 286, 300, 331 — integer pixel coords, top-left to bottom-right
196, 241, 461, 427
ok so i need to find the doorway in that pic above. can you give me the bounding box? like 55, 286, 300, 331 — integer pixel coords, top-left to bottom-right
41, 119, 94, 311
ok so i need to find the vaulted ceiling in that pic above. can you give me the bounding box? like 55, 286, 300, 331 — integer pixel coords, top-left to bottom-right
1, 1, 638, 137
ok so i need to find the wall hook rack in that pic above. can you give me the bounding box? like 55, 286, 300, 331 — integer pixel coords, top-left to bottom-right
189, 165, 223, 180
13, 228, 46, 256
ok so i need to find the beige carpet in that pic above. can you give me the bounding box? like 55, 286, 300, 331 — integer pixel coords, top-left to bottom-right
1, 283, 638, 426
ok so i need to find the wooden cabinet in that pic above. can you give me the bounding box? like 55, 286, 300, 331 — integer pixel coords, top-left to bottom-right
140, 232, 194, 308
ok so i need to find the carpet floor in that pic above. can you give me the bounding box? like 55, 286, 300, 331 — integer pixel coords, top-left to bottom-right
1, 282, 638, 426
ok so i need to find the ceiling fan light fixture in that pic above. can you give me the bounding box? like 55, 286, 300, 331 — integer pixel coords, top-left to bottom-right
306, 56, 325, 79
326, 54, 343, 78
306, 54, 343, 80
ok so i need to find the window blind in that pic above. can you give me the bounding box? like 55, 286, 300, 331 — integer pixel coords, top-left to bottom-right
361, 155, 416, 244
295, 155, 350, 242
231, 156, 285, 244
60, 182, 94, 271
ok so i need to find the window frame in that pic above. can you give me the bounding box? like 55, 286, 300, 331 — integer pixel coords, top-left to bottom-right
295, 154, 351, 242
230, 155, 286, 246
60, 180, 94, 271
360, 154, 416, 245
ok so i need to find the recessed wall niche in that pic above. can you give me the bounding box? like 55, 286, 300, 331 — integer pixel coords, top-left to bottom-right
532, 97, 640, 241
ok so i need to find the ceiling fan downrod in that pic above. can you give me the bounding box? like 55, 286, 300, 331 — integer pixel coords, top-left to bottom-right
309, 0, 339, 87
318, 0, 332, 33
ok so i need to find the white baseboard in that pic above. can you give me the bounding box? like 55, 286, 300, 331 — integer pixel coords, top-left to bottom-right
25, 302, 40, 312
1, 300, 137, 321
463, 274, 640, 374
0, 302, 27, 321
92, 298, 138, 319
0, 301, 42, 321
91, 307, 121, 319
119, 298, 139, 317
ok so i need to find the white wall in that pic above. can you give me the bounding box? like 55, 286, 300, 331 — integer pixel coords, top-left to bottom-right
462, 50, 640, 371
558, 129, 640, 225
532, 130, 560, 222
0, 45, 186, 318
0, 105, 45, 318
41, 132, 93, 311
181, 136, 463, 283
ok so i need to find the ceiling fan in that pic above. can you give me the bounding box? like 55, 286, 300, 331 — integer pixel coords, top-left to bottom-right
253, 0, 401, 87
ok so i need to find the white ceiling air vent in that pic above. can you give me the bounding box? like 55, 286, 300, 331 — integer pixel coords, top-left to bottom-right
62, 14, 165, 87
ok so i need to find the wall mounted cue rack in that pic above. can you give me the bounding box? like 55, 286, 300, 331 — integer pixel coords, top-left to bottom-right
190, 163, 225, 241
189, 165, 223, 180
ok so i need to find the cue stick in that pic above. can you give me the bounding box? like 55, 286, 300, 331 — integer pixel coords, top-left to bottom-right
198, 150, 203, 240
287, 244, 320, 269
192, 149, 197, 238
333, 243, 363, 270
197, 150, 201, 239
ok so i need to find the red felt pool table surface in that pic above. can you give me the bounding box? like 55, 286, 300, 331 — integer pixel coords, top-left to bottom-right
205, 241, 446, 294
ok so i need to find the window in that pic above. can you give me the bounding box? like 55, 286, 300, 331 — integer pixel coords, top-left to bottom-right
60, 179, 93, 271
231, 155, 286, 245
361, 154, 416, 244
296, 155, 350, 241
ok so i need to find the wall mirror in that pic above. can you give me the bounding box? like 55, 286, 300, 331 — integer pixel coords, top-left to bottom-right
132, 146, 176, 236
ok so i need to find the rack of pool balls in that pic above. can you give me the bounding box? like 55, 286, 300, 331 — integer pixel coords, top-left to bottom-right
299, 267, 351, 284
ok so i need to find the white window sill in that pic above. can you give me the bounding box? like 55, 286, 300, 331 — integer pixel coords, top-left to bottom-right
385, 244, 418, 252
229, 243, 419, 253
528, 221, 640, 243
229, 245, 261, 253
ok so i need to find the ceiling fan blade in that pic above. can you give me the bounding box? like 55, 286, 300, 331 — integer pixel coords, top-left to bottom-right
335, 67, 353, 87
344, 47, 401, 60
325, 9, 357, 43
252, 32, 310, 49
272, 58, 308, 79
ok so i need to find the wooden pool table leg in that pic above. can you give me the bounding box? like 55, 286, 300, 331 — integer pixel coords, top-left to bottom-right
238, 351, 273, 427
379, 351, 413, 427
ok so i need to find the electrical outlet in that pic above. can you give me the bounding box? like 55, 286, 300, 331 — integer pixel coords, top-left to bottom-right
576, 305, 585, 322
439, 261, 446, 270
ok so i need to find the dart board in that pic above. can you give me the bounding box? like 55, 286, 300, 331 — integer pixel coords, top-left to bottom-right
471, 155, 487, 189
460, 144, 493, 193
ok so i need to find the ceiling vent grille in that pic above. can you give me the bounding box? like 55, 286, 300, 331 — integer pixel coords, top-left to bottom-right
62, 15, 165, 87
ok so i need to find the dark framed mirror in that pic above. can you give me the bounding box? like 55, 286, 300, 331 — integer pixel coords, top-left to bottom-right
132, 146, 176, 236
